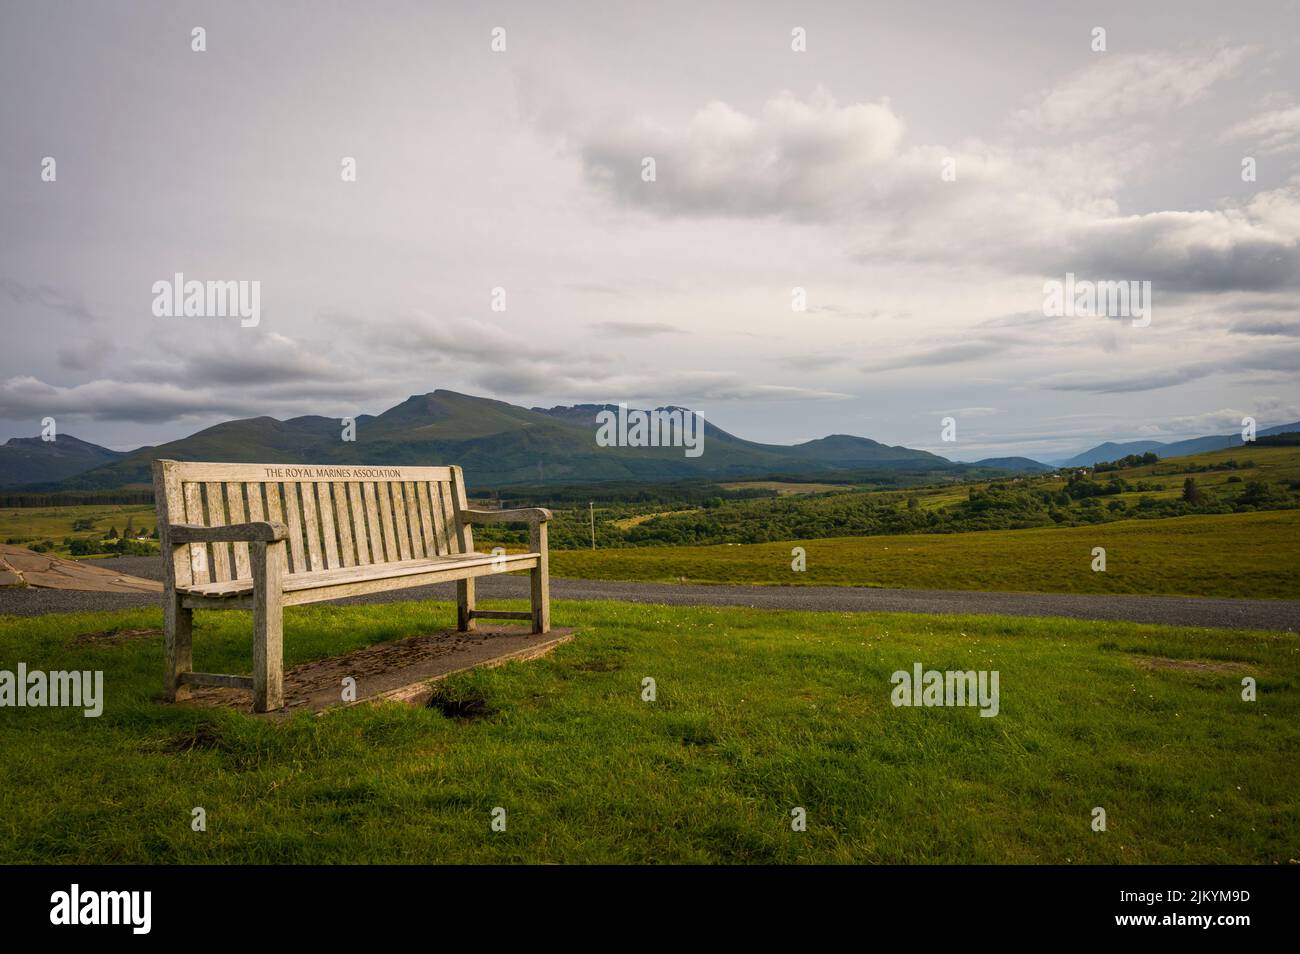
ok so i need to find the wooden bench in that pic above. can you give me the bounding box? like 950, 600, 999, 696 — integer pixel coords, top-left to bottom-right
151, 460, 551, 711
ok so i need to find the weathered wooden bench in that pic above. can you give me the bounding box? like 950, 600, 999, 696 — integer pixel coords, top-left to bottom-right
151, 460, 551, 711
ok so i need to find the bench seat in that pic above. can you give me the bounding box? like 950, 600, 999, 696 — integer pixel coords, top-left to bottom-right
178, 551, 540, 600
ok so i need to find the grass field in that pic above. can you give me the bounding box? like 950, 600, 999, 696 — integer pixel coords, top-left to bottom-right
719, 481, 857, 495
0, 503, 156, 557
552, 510, 1300, 599
1, 599, 1296, 863
610, 509, 697, 529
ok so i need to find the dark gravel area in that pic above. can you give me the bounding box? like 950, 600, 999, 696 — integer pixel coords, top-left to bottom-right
0, 556, 1295, 631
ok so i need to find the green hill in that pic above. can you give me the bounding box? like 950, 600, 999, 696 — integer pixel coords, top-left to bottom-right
0, 434, 128, 487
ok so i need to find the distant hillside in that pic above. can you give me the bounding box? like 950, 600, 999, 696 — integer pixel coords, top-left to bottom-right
1055, 441, 1166, 468
971, 457, 1053, 473
31, 391, 985, 492
1055, 422, 1300, 468
0, 434, 129, 487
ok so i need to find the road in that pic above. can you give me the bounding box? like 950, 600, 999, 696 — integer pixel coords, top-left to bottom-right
0, 556, 1295, 630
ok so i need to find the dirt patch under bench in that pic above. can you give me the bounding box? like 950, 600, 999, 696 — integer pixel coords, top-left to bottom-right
74, 626, 164, 645
176, 626, 575, 717
1132, 655, 1254, 674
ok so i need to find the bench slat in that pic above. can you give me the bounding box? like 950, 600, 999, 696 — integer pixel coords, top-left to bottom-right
316, 482, 340, 570
299, 481, 324, 572
262, 482, 287, 570
182, 481, 210, 584
401, 482, 423, 558
279, 483, 307, 574
375, 481, 398, 562
348, 482, 371, 564
334, 481, 356, 568
245, 479, 265, 526
436, 481, 459, 554
362, 482, 384, 561
425, 481, 448, 555
416, 480, 436, 556
204, 482, 233, 583
225, 482, 252, 580
391, 481, 413, 561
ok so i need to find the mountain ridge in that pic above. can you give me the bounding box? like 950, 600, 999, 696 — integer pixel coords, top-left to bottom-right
1053, 422, 1300, 468
8, 390, 1292, 490
2, 391, 989, 490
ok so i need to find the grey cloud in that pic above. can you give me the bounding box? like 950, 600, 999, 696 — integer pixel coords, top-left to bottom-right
1038, 344, 1300, 394
1, 278, 95, 322
478, 365, 852, 404
1038, 366, 1216, 394
588, 320, 682, 337
1230, 318, 1300, 336
861, 339, 1010, 372
354, 313, 567, 363
0, 372, 389, 424
782, 354, 848, 371
57, 336, 117, 372
1058, 199, 1300, 293
0, 375, 278, 423
0, 330, 396, 424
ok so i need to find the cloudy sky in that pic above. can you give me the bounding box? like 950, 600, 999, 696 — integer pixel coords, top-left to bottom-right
2, 0, 1298, 461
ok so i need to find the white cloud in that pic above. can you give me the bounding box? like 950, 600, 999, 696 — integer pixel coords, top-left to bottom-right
1011, 47, 1252, 134
580, 87, 904, 220
560, 69, 1300, 294
1219, 103, 1300, 153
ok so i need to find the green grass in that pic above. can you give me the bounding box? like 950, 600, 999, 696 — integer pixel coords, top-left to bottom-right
553, 510, 1300, 599
2, 599, 1296, 863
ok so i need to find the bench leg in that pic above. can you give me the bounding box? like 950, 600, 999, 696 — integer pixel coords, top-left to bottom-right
457, 578, 477, 632
251, 541, 286, 713
530, 564, 550, 634
529, 522, 550, 634
164, 592, 193, 702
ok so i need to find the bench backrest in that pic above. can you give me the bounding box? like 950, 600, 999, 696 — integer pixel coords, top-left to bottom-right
152, 460, 475, 587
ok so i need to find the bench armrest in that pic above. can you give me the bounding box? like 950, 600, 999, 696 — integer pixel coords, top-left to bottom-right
170, 521, 289, 544
460, 507, 552, 526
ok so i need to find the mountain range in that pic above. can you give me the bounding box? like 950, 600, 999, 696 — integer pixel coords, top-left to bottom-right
1051, 421, 1300, 468
0, 391, 1045, 490
0, 391, 1294, 491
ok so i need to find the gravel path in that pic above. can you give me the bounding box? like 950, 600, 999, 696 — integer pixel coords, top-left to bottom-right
1, 556, 1295, 631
